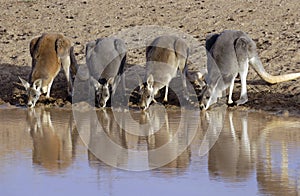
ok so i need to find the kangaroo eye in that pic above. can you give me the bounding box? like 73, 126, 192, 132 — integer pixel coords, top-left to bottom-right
147, 95, 150, 99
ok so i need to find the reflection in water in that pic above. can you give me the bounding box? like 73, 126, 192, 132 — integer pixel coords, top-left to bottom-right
207, 109, 254, 182
26, 107, 74, 172
85, 104, 197, 171
202, 108, 300, 195
0, 107, 300, 195
144, 105, 192, 171
199, 105, 227, 156
256, 119, 300, 196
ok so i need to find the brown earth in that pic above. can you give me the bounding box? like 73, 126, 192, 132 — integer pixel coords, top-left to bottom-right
0, 0, 299, 116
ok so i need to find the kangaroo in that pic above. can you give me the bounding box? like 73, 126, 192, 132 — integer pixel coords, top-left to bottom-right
86, 37, 126, 107
19, 33, 76, 108
200, 30, 300, 110
140, 35, 190, 110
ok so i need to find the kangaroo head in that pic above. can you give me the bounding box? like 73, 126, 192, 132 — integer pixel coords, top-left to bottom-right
140, 74, 155, 110
199, 80, 221, 110
19, 77, 43, 108
91, 77, 114, 107
199, 70, 227, 110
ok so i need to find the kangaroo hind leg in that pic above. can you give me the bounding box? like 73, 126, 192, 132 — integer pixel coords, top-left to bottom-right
234, 36, 250, 106
163, 85, 169, 103
236, 60, 249, 105
56, 36, 73, 96
228, 73, 238, 105
61, 56, 72, 96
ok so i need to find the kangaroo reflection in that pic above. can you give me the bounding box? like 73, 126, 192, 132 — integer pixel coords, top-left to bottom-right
141, 104, 193, 171
207, 110, 254, 182
26, 107, 73, 172
87, 105, 195, 171
204, 109, 300, 194
256, 119, 300, 196
88, 108, 134, 169
199, 106, 227, 156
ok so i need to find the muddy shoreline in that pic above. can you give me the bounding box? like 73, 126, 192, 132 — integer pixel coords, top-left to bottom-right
0, 0, 299, 116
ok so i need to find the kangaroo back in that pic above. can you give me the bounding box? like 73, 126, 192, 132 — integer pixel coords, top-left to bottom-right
30, 34, 61, 83
86, 37, 126, 81
145, 36, 188, 84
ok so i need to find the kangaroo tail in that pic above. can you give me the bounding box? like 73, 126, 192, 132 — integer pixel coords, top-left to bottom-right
249, 56, 300, 84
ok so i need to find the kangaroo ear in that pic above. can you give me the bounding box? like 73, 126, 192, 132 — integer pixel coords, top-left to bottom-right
33, 79, 43, 91
147, 74, 154, 89
56, 36, 71, 58
90, 77, 102, 91
107, 76, 117, 93
102, 77, 115, 90
107, 77, 115, 85
19, 77, 30, 90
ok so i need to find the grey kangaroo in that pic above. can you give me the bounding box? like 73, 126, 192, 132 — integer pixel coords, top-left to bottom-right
140, 35, 190, 110
86, 37, 126, 107
200, 30, 300, 110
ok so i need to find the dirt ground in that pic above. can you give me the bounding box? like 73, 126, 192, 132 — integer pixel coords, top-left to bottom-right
0, 0, 299, 116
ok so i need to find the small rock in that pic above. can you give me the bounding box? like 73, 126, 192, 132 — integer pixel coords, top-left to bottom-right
228, 17, 235, 21
66, 15, 74, 19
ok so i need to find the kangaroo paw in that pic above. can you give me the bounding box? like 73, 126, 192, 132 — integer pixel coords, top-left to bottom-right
235, 97, 248, 106
228, 99, 234, 105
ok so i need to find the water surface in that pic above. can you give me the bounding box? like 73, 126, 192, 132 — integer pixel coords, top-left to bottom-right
0, 106, 299, 196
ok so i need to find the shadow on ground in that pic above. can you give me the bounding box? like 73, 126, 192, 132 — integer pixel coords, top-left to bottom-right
0, 63, 71, 107
0, 63, 299, 116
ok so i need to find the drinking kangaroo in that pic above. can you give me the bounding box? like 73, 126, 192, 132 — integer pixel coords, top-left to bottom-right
140, 35, 189, 110
86, 37, 126, 107
200, 30, 300, 110
19, 33, 77, 108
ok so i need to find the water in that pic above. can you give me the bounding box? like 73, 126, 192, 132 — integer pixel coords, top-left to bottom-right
0, 105, 299, 196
